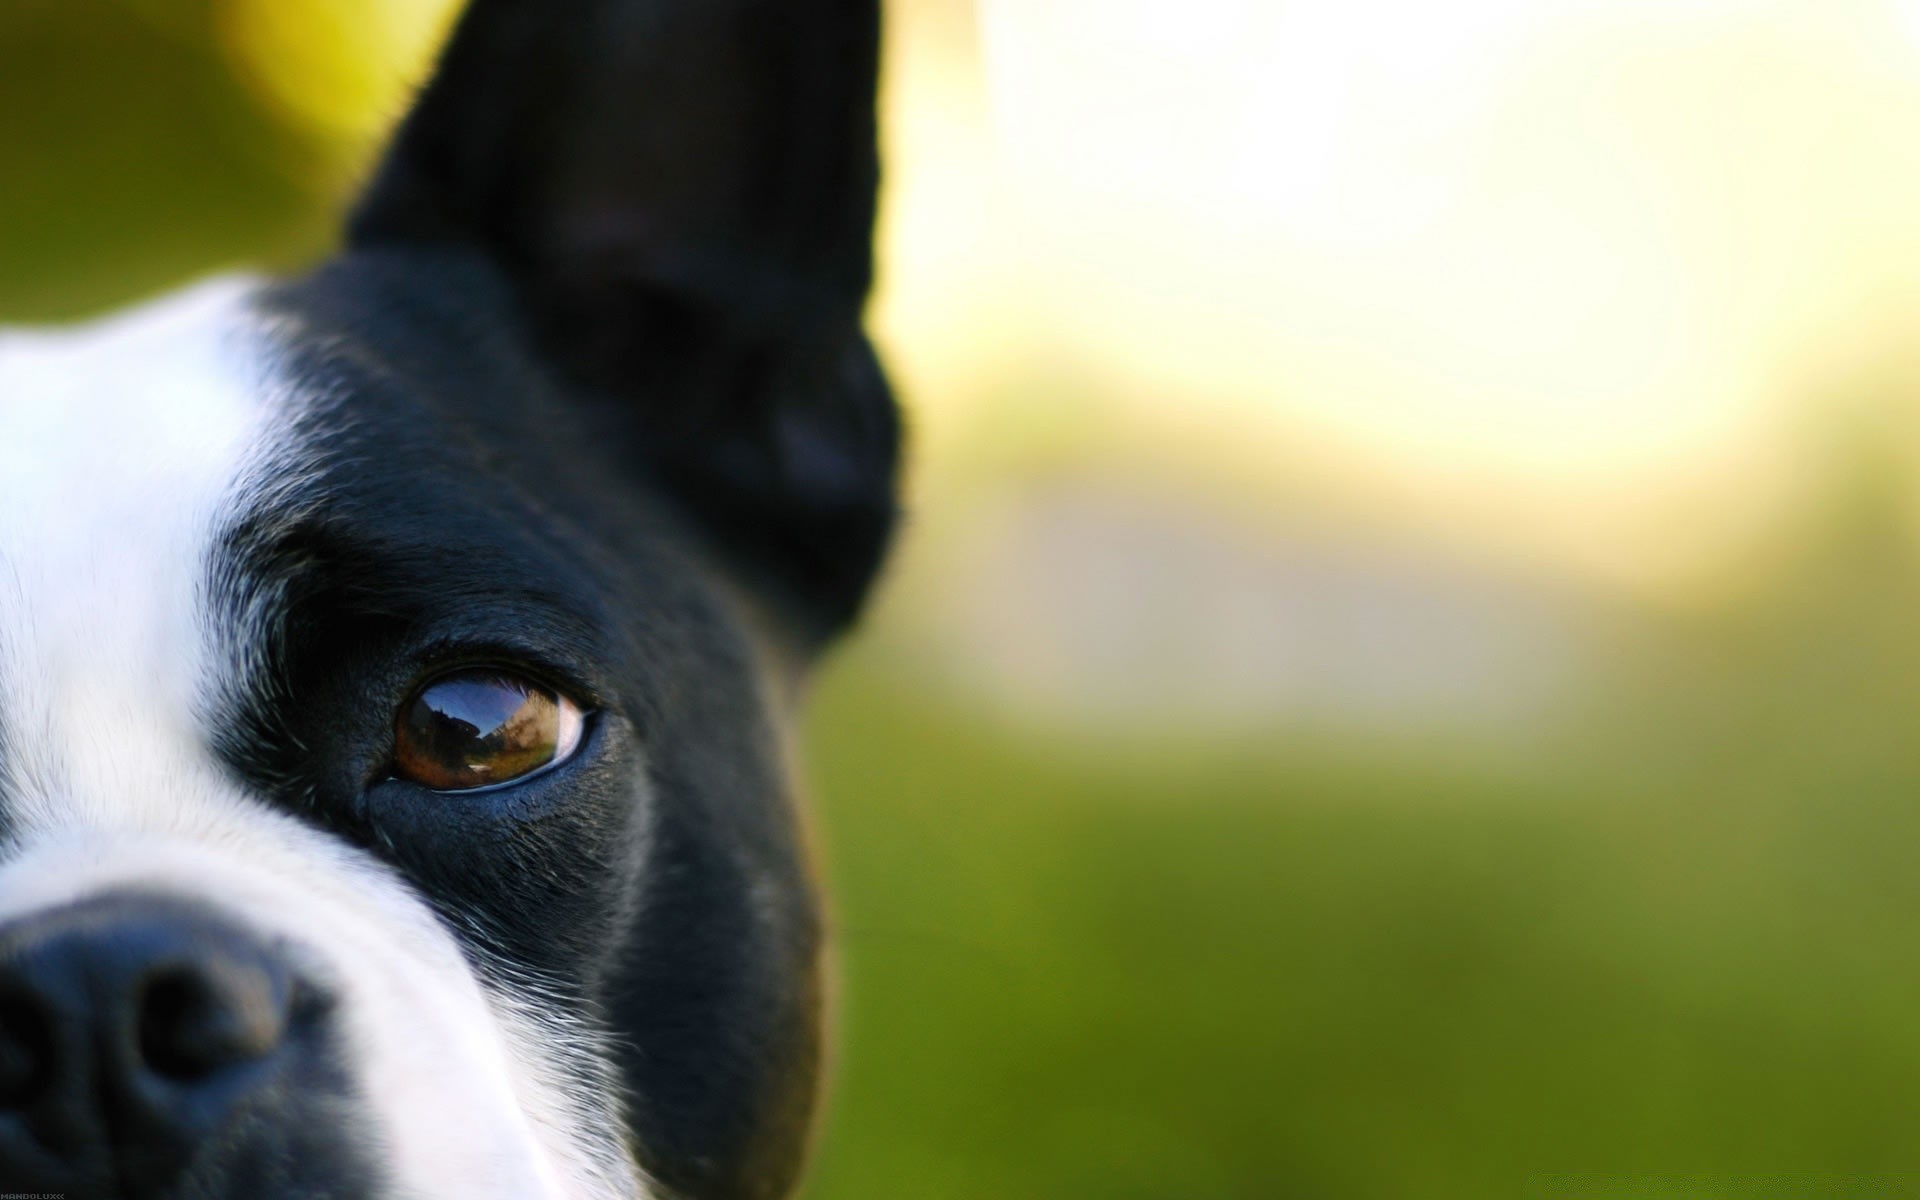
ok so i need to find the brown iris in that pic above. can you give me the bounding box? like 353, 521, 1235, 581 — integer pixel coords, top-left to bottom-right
393, 670, 586, 792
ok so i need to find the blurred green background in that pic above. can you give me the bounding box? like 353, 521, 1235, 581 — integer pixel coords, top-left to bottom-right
11, 1, 1920, 1196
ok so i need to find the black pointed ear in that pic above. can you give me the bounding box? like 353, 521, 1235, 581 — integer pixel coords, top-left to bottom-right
348, 0, 898, 641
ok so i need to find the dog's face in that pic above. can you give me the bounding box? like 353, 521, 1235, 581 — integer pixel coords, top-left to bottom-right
0, 2, 896, 1198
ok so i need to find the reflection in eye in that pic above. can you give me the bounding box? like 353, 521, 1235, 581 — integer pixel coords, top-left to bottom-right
393, 670, 586, 792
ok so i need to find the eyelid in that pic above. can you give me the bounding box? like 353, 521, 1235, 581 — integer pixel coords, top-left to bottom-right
407, 641, 605, 712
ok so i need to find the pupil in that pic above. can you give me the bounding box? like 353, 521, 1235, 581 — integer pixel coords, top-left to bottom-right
425, 676, 534, 744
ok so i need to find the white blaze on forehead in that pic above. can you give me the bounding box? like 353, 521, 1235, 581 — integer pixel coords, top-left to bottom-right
0, 279, 641, 1200
0, 279, 262, 824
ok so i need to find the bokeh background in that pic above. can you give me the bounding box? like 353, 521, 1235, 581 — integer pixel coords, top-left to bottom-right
9, 1, 1920, 1195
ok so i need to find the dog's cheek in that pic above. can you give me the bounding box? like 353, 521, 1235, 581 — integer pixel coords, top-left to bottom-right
354, 718, 653, 980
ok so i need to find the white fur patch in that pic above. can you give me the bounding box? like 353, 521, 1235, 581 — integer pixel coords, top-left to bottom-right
0, 279, 642, 1200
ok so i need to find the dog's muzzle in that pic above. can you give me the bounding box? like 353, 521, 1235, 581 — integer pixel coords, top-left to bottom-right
0, 891, 378, 1196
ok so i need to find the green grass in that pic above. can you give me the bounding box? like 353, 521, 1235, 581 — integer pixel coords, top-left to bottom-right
801, 631, 1920, 1198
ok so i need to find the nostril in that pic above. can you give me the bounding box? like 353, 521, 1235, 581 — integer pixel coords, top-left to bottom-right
137, 960, 289, 1083
0, 991, 50, 1107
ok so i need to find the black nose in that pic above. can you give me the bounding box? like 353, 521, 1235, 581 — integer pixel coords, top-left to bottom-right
0, 892, 322, 1190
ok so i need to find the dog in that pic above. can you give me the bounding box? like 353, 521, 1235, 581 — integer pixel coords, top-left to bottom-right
0, 0, 897, 1196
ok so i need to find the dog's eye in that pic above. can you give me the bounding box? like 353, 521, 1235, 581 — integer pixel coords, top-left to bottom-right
393, 671, 586, 792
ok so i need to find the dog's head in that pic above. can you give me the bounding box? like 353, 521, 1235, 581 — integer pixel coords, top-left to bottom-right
0, 1, 895, 1197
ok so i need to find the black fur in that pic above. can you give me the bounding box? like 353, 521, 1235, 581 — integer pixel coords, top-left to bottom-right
0, 0, 892, 1194
350, 0, 899, 643
198, 0, 896, 1191
207, 247, 829, 1199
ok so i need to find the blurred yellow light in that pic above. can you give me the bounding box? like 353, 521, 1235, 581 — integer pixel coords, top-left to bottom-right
189, 0, 1920, 597
866, 0, 1920, 592
217, 0, 461, 149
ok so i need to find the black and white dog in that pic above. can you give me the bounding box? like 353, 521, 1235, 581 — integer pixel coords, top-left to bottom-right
0, 0, 897, 1196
